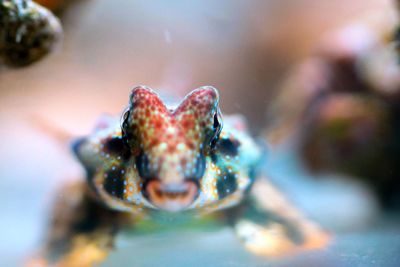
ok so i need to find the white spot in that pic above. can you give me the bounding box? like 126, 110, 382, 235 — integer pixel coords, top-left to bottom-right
159, 142, 168, 150
177, 143, 185, 151
167, 126, 176, 134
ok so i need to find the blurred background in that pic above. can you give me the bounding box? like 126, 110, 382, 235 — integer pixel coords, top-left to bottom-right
1, 0, 399, 266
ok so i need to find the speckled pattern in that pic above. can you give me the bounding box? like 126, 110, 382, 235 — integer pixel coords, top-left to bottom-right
74, 86, 262, 214
25, 86, 333, 267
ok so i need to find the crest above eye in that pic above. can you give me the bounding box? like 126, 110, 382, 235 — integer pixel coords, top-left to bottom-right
174, 86, 222, 147
211, 109, 223, 149
122, 86, 223, 152
121, 86, 166, 151
173, 86, 220, 117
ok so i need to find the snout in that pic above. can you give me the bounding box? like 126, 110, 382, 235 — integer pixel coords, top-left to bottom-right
144, 180, 199, 212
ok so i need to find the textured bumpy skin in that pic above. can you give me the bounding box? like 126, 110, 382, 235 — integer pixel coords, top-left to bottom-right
73, 86, 261, 214
28, 86, 330, 267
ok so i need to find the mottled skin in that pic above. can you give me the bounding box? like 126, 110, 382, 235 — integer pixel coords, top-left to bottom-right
29, 86, 329, 267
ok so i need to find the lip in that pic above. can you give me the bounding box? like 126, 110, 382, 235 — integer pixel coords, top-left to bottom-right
144, 180, 199, 212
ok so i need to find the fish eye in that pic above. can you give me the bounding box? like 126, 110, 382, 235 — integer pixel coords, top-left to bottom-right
210, 110, 223, 149
190, 155, 206, 180
135, 151, 154, 180
213, 112, 221, 129
121, 110, 133, 141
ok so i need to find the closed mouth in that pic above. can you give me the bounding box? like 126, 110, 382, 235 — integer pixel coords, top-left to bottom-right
144, 180, 199, 212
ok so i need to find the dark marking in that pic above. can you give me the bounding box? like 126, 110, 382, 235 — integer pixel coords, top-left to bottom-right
104, 137, 125, 154
104, 136, 131, 160
210, 152, 218, 164
213, 112, 221, 129
217, 172, 237, 199
103, 168, 126, 199
218, 138, 240, 157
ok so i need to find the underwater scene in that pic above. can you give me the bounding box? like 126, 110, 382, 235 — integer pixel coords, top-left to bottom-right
1, 0, 399, 266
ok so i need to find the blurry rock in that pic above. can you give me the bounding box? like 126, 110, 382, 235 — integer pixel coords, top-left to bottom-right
301, 94, 390, 172
0, 0, 62, 67
34, 0, 87, 17
299, 93, 399, 207
360, 43, 400, 100
34, 0, 70, 12
265, 23, 381, 145
393, 6, 400, 66
265, 18, 400, 208
394, 26, 400, 61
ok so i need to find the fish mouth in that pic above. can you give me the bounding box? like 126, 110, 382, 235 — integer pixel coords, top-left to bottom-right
144, 180, 199, 212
